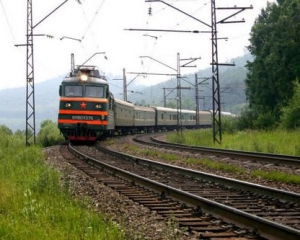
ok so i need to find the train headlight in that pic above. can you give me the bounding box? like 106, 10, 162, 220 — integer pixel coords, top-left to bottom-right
95, 104, 102, 109
80, 74, 88, 81
65, 103, 72, 108
101, 115, 105, 120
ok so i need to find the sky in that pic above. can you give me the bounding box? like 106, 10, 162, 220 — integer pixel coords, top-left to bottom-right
0, 0, 276, 90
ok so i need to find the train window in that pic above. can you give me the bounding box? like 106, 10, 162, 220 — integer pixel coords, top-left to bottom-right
85, 86, 104, 97
65, 85, 83, 97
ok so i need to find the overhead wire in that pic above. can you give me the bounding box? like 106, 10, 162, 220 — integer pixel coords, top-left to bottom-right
0, 0, 17, 43
80, 0, 106, 45
141, 1, 207, 81
75, 0, 107, 71
160, 0, 210, 38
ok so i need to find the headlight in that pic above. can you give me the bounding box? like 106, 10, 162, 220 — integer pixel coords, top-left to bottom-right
80, 74, 88, 81
65, 103, 72, 108
95, 104, 102, 109
101, 115, 105, 120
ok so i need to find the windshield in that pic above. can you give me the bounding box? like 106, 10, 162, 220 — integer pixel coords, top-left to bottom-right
64, 85, 105, 97
86, 86, 104, 97
65, 85, 83, 97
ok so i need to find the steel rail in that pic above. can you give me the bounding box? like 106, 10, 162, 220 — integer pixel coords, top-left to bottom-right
96, 145, 300, 204
69, 143, 300, 240
133, 133, 300, 166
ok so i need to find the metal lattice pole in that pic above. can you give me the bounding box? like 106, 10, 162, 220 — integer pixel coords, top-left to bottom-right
176, 53, 182, 133
22, 0, 75, 146
211, 0, 222, 144
26, 0, 36, 146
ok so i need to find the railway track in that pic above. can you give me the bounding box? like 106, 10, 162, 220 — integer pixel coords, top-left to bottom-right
133, 133, 300, 167
64, 141, 300, 240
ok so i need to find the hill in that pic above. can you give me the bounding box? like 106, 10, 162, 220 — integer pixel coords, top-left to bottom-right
125, 54, 251, 113
0, 54, 251, 132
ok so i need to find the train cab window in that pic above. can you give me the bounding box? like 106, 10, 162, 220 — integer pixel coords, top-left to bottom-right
65, 85, 83, 97
108, 93, 114, 110
85, 86, 104, 98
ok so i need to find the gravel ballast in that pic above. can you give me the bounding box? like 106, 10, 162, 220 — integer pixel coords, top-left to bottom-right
44, 136, 300, 239
44, 145, 192, 240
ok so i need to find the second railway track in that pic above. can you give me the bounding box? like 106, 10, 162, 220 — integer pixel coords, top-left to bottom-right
133, 133, 300, 167
64, 139, 300, 240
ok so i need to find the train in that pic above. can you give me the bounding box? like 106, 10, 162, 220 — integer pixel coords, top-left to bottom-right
57, 65, 216, 142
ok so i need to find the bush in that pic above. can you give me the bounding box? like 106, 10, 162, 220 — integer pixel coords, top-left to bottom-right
235, 108, 256, 130
37, 120, 65, 147
0, 125, 13, 136
253, 111, 277, 130
235, 108, 277, 130
222, 117, 238, 134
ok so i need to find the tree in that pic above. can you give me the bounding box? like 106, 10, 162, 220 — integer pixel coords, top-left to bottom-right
37, 120, 64, 147
246, 0, 300, 127
280, 79, 300, 129
0, 125, 13, 136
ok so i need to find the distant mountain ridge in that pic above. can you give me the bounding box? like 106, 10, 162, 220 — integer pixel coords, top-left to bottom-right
0, 54, 251, 132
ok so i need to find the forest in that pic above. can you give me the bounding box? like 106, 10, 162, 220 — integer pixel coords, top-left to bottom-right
244, 0, 300, 129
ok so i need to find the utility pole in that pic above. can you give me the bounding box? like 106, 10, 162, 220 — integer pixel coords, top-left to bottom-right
142, 0, 252, 144
211, 2, 252, 144
194, 74, 210, 126
26, 0, 35, 146
176, 53, 181, 131
123, 68, 127, 101
162, 87, 176, 107
114, 69, 142, 101
195, 75, 199, 126
136, 55, 193, 133
19, 0, 78, 146
71, 53, 75, 72
211, 0, 221, 144
163, 88, 166, 107
177, 55, 200, 133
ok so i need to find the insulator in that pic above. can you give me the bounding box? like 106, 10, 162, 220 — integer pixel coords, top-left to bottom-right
148, 7, 152, 16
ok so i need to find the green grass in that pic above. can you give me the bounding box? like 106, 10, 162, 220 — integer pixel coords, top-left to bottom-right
183, 158, 244, 174
121, 143, 178, 161
0, 134, 125, 240
251, 170, 300, 184
167, 129, 300, 155
115, 141, 244, 174
166, 129, 300, 185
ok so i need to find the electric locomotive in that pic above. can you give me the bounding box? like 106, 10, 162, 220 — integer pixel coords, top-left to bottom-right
58, 65, 111, 141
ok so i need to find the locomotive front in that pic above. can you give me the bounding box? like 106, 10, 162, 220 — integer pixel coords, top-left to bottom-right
58, 66, 109, 142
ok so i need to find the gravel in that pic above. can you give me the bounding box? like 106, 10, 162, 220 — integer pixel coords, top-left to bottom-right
44, 135, 300, 239
44, 145, 193, 240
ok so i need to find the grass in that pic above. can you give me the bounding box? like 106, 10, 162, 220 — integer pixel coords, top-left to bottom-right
167, 129, 300, 156
122, 143, 179, 162
251, 170, 300, 184
0, 134, 125, 240
184, 158, 244, 174
117, 142, 244, 174
166, 129, 300, 185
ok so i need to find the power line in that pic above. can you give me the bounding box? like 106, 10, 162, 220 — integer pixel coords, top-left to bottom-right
80, 0, 106, 45
0, 0, 16, 43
